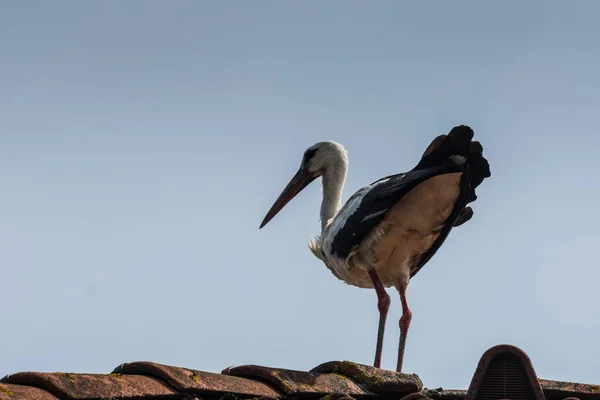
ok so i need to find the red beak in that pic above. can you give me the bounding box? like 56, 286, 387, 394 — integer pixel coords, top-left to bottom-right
260, 167, 317, 229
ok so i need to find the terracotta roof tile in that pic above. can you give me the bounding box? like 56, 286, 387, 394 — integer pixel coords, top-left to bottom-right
421, 389, 466, 400
0, 383, 60, 400
223, 365, 371, 397
1, 344, 598, 400
312, 361, 422, 395
540, 378, 600, 400
319, 395, 359, 400
421, 382, 600, 400
398, 393, 432, 400
0, 371, 175, 400
114, 361, 281, 398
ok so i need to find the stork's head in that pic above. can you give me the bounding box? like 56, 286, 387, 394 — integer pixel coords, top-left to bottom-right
260, 141, 347, 229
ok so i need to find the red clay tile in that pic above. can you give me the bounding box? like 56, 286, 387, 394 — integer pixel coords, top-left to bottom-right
224, 365, 372, 397
400, 392, 430, 400
399, 393, 431, 400
540, 379, 600, 400
319, 395, 358, 400
114, 361, 281, 398
1, 372, 175, 400
421, 389, 466, 400
0, 383, 59, 400
311, 361, 422, 395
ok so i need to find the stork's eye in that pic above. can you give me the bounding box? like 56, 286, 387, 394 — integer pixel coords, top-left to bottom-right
303, 148, 318, 165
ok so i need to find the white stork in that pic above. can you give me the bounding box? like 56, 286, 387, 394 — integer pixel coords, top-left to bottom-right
259, 125, 491, 372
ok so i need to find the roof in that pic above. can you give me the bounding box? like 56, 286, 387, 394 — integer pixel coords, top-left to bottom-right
1, 344, 598, 400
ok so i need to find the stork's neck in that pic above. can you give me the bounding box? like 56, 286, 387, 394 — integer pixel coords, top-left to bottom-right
320, 159, 347, 232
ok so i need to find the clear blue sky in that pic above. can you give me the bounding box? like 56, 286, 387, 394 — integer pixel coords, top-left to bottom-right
2, 1, 599, 389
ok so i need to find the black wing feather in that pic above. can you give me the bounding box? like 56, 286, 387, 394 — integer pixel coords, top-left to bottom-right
330, 162, 464, 259
330, 125, 491, 273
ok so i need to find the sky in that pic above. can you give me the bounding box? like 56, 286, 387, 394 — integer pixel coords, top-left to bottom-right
2, 0, 600, 390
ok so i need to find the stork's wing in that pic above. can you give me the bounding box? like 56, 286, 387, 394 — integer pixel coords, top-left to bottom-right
329, 162, 467, 260
329, 125, 491, 263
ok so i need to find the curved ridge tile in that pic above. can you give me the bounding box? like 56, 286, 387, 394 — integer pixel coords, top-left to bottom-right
224, 365, 373, 397
0, 383, 59, 400
311, 361, 422, 395
114, 362, 281, 398
1, 371, 175, 400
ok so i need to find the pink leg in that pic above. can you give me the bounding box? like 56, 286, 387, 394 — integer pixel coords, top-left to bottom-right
368, 269, 390, 369
396, 284, 412, 373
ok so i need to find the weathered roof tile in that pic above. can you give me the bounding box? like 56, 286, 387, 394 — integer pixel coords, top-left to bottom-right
399, 393, 431, 400
540, 378, 600, 400
421, 389, 466, 400
311, 361, 422, 395
1, 344, 598, 400
114, 361, 281, 398
224, 365, 372, 397
1, 372, 175, 400
319, 395, 358, 400
0, 383, 59, 400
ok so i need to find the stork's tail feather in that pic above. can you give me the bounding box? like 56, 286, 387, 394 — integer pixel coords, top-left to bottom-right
416, 124, 491, 217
